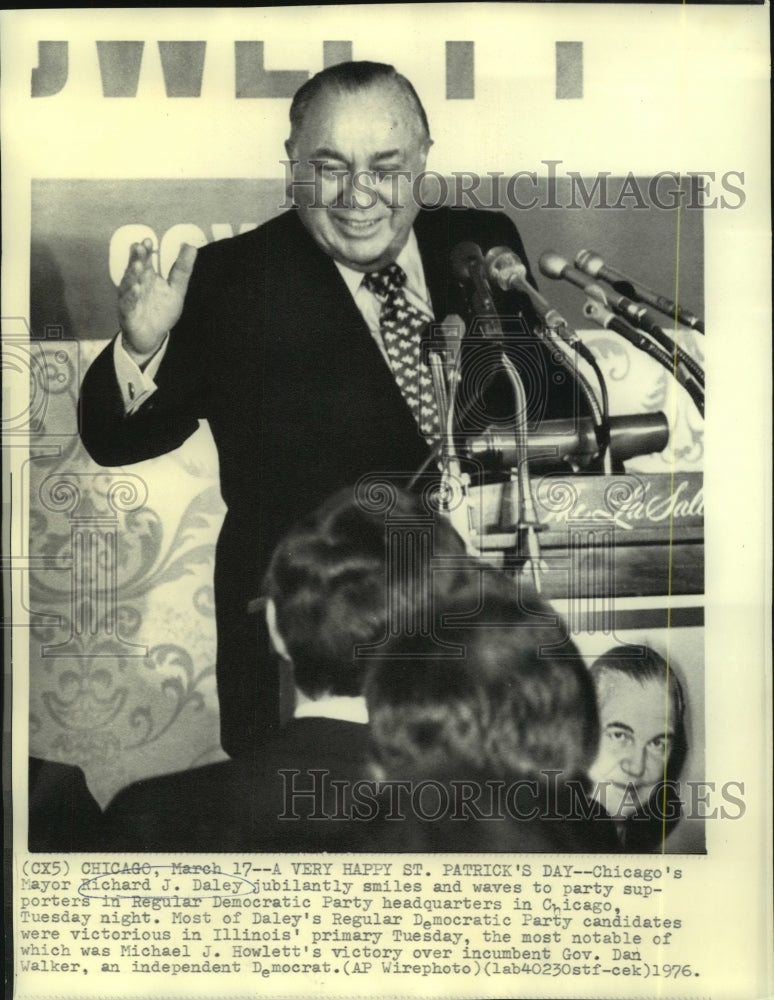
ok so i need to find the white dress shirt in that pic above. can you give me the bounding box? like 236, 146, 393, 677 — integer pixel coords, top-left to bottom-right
293, 693, 368, 725
333, 229, 434, 365
113, 333, 169, 415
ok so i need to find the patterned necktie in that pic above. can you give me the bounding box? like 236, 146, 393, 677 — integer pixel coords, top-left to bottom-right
363, 263, 442, 448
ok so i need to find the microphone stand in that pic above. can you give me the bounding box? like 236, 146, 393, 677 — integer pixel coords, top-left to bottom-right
583, 298, 705, 418
530, 318, 613, 474
422, 340, 546, 590
427, 348, 478, 554
586, 289, 705, 389
498, 353, 544, 592
622, 314, 704, 389
456, 248, 545, 590
483, 249, 612, 474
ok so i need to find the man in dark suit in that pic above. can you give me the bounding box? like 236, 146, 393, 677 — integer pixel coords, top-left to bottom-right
28, 757, 103, 851
98, 487, 467, 851
78, 61, 579, 757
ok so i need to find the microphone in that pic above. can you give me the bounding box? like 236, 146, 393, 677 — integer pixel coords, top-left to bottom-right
539, 248, 654, 345
466, 412, 669, 471
483, 246, 577, 344
575, 249, 704, 333
483, 245, 531, 290
540, 251, 705, 388
539, 251, 665, 335
450, 242, 503, 341
438, 313, 466, 358
450, 240, 484, 283
484, 247, 610, 463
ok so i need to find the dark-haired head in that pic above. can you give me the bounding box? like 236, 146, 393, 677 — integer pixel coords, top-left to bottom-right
365, 571, 599, 783
263, 485, 466, 700
289, 61, 430, 145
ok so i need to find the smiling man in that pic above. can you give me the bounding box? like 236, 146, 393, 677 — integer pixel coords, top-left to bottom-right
79, 60, 573, 758
286, 65, 432, 272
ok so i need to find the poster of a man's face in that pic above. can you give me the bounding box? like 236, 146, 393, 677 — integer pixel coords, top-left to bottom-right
591, 673, 676, 813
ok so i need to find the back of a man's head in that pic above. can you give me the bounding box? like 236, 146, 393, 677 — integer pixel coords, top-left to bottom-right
365, 570, 599, 782
288, 60, 431, 144
263, 485, 466, 700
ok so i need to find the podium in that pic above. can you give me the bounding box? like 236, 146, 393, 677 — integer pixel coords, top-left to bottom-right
465, 471, 704, 631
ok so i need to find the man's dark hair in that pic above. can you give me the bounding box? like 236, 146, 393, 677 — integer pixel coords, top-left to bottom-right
262, 485, 465, 699
289, 60, 431, 143
365, 571, 600, 782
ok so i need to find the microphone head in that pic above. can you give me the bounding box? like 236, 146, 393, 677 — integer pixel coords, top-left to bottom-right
575, 249, 604, 277
438, 313, 466, 354
450, 241, 484, 282
583, 298, 610, 326
538, 250, 568, 280
483, 246, 527, 290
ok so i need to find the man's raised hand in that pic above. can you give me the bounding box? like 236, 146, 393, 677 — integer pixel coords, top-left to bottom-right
118, 239, 198, 364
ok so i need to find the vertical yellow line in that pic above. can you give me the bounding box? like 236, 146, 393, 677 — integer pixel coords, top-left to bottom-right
658, 0, 694, 862
660, 173, 684, 856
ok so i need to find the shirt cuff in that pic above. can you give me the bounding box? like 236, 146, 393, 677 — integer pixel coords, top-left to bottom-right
113, 333, 169, 414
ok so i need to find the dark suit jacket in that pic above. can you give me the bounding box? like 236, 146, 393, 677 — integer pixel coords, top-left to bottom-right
363, 773, 620, 854
97, 723, 620, 855
28, 756, 104, 852
98, 717, 374, 852
609, 781, 685, 852
79, 207, 582, 755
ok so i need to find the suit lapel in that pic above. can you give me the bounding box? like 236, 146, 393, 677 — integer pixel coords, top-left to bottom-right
414, 208, 454, 321
281, 211, 426, 438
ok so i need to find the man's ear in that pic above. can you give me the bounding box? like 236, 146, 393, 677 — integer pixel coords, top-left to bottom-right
265, 598, 291, 662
